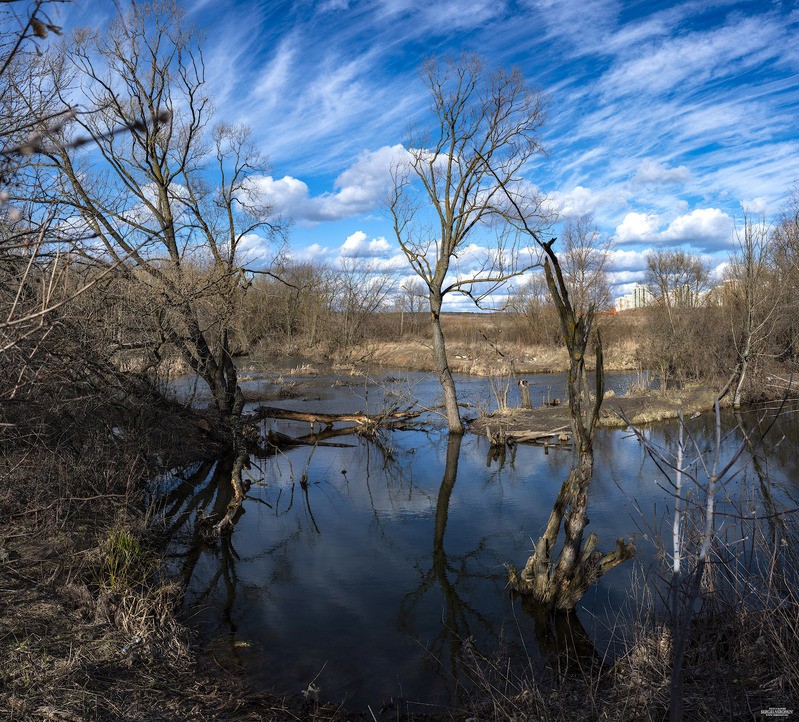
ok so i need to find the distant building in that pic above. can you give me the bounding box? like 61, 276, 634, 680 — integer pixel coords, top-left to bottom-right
614, 284, 653, 312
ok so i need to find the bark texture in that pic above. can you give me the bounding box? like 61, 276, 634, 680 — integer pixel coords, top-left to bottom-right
508, 243, 635, 610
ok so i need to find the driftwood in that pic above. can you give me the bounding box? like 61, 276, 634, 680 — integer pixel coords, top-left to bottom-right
252, 404, 424, 428
262, 429, 354, 449
486, 424, 571, 447
212, 442, 250, 535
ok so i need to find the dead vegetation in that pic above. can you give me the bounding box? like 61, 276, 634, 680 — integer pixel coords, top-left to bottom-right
461, 537, 799, 721
473, 383, 724, 444
0, 395, 351, 722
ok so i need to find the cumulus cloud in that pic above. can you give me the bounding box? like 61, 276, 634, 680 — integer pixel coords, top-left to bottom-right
246, 145, 409, 224
607, 248, 649, 271
237, 233, 274, 266
547, 184, 630, 218
632, 158, 690, 186
613, 212, 660, 243
611, 207, 733, 251
662, 208, 733, 248
741, 197, 769, 215
340, 230, 393, 258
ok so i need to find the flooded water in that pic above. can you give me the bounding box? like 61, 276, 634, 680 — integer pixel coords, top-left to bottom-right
157, 364, 799, 712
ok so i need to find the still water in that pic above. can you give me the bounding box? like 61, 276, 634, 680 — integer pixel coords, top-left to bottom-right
157, 365, 798, 712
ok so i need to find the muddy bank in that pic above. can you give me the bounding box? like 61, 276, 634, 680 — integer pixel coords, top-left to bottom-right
471, 385, 724, 441
0, 398, 356, 722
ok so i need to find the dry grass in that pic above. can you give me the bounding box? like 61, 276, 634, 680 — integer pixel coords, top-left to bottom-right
0, 401, 353, 722
340, 338, 639, 376
461, 522, 799, 721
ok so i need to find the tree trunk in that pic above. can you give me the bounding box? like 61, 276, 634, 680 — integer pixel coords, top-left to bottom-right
508, 254, 634, 610
519, 379, 532, 409
430, 291, 463, 434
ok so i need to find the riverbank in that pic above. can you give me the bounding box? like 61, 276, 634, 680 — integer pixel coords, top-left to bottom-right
332, 338, 640, 375
3, 377, 796, 720
0, 397, 351, 721
471, 384, 724, 441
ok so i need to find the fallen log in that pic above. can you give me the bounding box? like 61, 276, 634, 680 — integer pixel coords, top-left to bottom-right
251, 404, 424, 427
487, 425, 571, 447
510, 426, 571, 444
263, 429, 354, 449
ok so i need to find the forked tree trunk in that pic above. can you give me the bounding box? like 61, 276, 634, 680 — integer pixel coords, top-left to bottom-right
508, 249, 634, 610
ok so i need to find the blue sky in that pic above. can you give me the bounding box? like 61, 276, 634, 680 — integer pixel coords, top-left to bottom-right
65, 0, 799, 308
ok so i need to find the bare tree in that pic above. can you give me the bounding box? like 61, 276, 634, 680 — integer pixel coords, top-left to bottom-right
506, 271, 559, 346
396, 277, 426, 337
1, 2, 65, 361
35, 1, 282, 423
506, 239, 634, 608
772, 189, 799, 365
242, 260, 336, 352
483, 161, 635, 610
719, 215, 782, 408
0, 1, 134, 408
646, 249, 711, 312
560, 213, 612, 313
390, 53, 545, 433
644, 249, 713, 388
333, 258, 395, 349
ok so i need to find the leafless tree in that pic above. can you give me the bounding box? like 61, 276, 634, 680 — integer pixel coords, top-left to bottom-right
34, 1, 282, 422
718, 215, 782, 408
646, 249, 711, 311
505, 238, 634, 608
560, 213, 612, 313
333, 258, 395, 349
0, 1, 125, 408
396, 277, 426, 337
242, 260, 336, 352
506, 271, 559, 346
772, 188, 799, 365
483, 160, 635, 610
644, 249, 714, 388
390, 53, 545, 433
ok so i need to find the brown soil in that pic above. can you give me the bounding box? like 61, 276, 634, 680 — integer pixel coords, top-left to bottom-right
471, 384, 723, 440
0, 394, 462, 722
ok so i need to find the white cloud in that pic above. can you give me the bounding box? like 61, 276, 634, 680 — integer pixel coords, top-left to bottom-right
340, 231, 393, 258
662, 208, 733, 248
246, 145, 408, 224
247, 175, 312, 217
237, 233, 274, 266
632, 159, 690, 186
613, 212, 660, 243
740, 197, 769, 216
548, 184, 630, 218
607, 270, 646, 287
292, 242, 338, 264
611, 207, 734, 251
600, 16, 784, 99
607, 248, 648, 271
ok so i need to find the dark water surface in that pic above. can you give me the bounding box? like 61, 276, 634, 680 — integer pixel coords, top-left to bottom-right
158, 365, 799, 712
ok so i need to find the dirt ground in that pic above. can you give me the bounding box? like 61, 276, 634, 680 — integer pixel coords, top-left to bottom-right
0, 395, 466, 722
471, 384, 723, 440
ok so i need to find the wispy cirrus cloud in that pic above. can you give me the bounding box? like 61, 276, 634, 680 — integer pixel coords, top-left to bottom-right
60, 0, 799, 300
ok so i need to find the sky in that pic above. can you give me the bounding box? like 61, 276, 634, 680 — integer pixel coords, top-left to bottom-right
62, 0, 799, 309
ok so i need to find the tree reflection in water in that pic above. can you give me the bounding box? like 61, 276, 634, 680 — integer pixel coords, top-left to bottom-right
151, 408, 799, 707
400, 433, 501, 700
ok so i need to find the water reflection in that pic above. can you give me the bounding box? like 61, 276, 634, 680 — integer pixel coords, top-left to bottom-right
155, 378, 799, 712
399, 433, 506, 701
